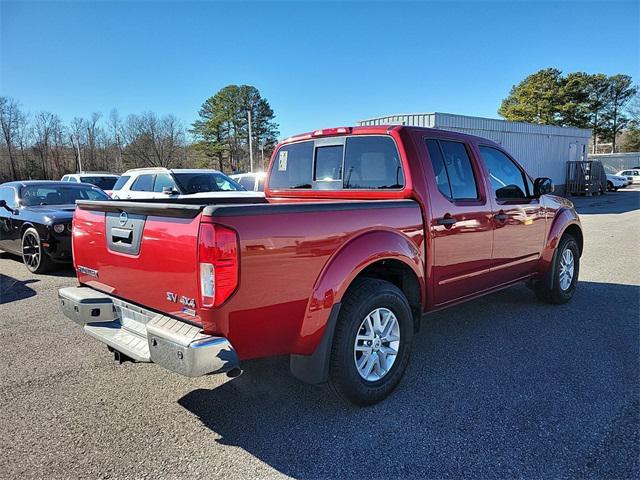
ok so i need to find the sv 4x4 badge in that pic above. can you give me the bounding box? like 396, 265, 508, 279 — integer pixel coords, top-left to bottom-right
166, 292, 196, 308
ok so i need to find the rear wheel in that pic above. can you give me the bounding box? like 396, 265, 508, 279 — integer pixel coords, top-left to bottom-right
22, 228, 54, 274
328, 278, 414, 406
607, 181, 613, 191
535, 234, 579, 304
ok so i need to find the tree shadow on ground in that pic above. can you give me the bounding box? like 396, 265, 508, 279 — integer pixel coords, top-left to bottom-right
179, 281, 639, 479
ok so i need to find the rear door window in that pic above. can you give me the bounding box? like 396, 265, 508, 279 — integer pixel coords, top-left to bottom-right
131, 174, 155, 192
426, 139, 452, 198
439, 140, 478, 200
426, 139, 479, 200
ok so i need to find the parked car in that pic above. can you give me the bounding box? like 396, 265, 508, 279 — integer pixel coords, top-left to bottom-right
0, 181, 109, 273
59, 126, 583, 405
230, 171, 267, 192
61, 172, 120, 191
606, 173, 630, 191
110, 167, 264, 200
616, 169, 640, 184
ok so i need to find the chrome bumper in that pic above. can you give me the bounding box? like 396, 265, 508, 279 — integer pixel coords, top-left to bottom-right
58, 286, 238, 377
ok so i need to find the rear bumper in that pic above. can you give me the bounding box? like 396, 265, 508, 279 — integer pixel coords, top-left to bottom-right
58, 286, 238, 377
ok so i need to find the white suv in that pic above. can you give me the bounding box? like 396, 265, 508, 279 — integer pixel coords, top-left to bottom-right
110, 168, 264, 200
61, 173, 120, 191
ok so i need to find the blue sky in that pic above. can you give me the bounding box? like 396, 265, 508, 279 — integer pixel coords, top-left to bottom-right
1, 1, 638, 138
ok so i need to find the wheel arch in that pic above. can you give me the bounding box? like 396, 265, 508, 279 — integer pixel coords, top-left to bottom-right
563, 223, 583, 256
538, 207, 583, 287
290, 229, 425, 385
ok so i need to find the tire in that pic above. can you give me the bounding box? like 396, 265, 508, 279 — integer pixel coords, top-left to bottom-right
22, 227, 55, 274
534, 234, 579, 305
328, 278, 414, 406
607, 181, 613, 191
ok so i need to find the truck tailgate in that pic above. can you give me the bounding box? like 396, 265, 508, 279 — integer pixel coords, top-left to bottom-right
72, 200, 205, 324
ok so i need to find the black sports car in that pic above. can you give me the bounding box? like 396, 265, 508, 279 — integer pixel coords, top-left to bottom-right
0, 181, 109, 273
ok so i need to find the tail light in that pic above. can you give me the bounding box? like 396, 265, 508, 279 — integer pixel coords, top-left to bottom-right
198, 223, 239, 308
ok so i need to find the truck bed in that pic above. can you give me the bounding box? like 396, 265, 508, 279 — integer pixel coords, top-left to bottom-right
72, 198, 425, 360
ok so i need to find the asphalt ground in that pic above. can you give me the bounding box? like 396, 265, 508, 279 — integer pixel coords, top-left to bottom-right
1, 187, 638, 479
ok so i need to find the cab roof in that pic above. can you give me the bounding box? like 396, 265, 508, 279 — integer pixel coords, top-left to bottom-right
280, 125, 502, 148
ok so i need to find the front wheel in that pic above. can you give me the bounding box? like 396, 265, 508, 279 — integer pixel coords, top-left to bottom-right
328, 278, 414, 406
22, 228, 54, 274
535, 234, 579, 304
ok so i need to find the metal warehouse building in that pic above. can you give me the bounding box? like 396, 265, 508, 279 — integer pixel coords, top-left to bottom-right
358, 112, 592, 193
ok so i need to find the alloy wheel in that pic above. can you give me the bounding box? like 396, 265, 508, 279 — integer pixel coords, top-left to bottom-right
559, 248, 575, 291
353, 307, 401, 382
23, 232, 41, 270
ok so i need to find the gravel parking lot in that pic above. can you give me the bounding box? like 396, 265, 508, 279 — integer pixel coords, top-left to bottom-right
1, 188, 639, 479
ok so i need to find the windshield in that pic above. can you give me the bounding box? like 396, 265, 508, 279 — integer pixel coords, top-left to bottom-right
20, 185, 109, 206
173, 172, 245, 194
80, 176, 118, 190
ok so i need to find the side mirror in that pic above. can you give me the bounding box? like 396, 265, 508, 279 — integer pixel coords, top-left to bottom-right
162, 186, 177, 195
533, 177, 554, 197
0, 200, 16, 214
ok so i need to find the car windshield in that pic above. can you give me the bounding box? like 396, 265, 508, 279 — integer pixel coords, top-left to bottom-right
173, 172, 245, 194
20, 185, 109, 206
80, 176, 118, 190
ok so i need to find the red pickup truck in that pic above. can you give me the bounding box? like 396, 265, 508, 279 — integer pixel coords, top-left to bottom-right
59, 125, 582, 405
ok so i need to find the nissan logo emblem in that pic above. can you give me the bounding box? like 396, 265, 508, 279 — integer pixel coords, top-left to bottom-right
119, 211, 128, 226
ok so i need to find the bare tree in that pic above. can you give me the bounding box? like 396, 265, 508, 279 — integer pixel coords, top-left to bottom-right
0, 96, 25, 180
32, 112, 66, 179
85, 112, 102, 170
69, 117, 85, 172
107, 108, 124, 172
123, 112, 185, 168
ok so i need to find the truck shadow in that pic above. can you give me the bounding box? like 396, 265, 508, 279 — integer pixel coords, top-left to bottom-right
570, 187, 640, 215
0, 274, 38, 304
178, 281, 639, 479
0, 252, 76, 278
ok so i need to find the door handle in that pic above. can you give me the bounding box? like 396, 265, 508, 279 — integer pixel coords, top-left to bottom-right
494, 212, 509, 222
436, 215, 456, 227
111, 227, 133, 244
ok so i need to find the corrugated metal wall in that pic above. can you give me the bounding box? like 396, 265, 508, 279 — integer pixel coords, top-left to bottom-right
358, 112, 592, 189
588, 152, 640, 173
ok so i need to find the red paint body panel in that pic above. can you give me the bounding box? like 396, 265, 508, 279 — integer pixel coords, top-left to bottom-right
199, 203, 424, 359
71, 125, 582, 362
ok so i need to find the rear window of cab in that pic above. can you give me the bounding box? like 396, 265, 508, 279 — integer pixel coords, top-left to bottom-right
268, 136, 405, 190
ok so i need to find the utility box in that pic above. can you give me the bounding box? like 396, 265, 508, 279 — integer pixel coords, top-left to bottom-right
358, 112, 592, 194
